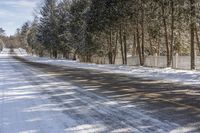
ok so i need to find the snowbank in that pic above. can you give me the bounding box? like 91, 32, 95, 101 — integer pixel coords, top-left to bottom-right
10, 48, 200, 85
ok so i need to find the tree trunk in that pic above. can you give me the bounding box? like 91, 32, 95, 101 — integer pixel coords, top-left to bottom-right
73, 48, 79, 60
123, 32, 127, 65
137, 22, 142, 66
107, 32, 113, 64
119, 24, 125, 64
161, 2, 170, 67
149, 38, 153, 55
73, 53, 76, 60
39, 49, 44, 57
86, 52, 91, 62
170, 0, 174, 67
195, 26, 200, 53
133, 32, 137, 56
141, 1, 145, 66
62, 50, 68, 59
113, 32, 118, 64
190, 0, 196, 70
49, 48, 52, 58
53, 49, 57, 59
156, 38, 160, 56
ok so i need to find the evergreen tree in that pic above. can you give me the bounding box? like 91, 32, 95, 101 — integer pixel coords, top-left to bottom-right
38, 0, 59, 58
0, 28, 5, 37
69, 0, 91, 60
13, 0, 200, 69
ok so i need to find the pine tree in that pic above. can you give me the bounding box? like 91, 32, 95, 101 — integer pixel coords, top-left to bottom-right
69, 0, 90, 60
38, 0, 59, 58
57, 0, 73, 58
0, 28, 5, 37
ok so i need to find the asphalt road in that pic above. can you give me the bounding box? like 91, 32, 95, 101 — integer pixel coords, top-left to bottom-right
1, 54, 200, 133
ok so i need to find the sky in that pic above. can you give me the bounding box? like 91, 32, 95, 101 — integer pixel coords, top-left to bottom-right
0, 0, 41, 36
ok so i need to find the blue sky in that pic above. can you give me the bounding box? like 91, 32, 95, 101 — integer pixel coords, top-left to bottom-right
0, 0, 41, 36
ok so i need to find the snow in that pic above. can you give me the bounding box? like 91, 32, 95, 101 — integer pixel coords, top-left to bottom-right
0, 59, 68, 132
0, 48, 184, 133
1, 48, 200, 132
13, 48, 200, 86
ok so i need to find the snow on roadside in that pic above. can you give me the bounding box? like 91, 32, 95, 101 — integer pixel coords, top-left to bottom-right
11, 48, 200, 86
0, 48, 10, 56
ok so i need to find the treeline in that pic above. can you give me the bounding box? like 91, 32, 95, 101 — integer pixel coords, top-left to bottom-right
14, 0, 200, 69
0, 28, 6, 51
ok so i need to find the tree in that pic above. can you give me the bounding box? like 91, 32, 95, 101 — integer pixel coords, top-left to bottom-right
56, 0, 72, 58
190, 0, 196, 70
69, 0, 91, 60
38, 0, 59, 58
0, 28, 5, 50
20, 22, 30, 48
26, 17, 44, 56
13, 0, 200, 69
0, 28, 5, 37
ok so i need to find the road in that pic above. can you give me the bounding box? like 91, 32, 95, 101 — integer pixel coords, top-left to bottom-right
1, 52, 200, 133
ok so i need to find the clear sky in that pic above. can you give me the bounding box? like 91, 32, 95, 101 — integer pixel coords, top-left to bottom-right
0, 0, 41, 36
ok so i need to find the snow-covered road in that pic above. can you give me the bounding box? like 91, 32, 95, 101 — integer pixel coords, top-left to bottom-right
1, 49, 200, 133
0, 53, 77, 132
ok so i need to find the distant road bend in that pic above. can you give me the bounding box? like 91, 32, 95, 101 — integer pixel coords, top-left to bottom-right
0, 50, 200, 133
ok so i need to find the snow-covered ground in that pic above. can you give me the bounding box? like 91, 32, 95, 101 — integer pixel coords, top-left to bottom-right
13, 48, 200, 86
1, 48, 200, 133
0, 49, 181, 133
0, 52, 70, 132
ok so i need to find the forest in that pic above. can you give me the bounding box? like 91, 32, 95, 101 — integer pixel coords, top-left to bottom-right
2, 0, 200, 70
